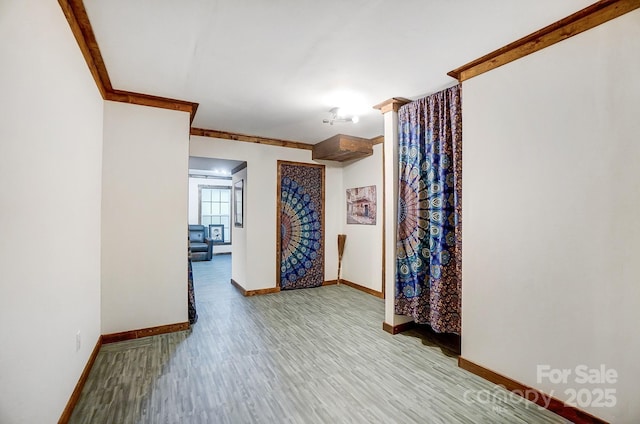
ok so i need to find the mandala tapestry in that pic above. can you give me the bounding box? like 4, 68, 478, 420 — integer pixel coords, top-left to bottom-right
395, 85, 462, 334
278, 162, 325, 290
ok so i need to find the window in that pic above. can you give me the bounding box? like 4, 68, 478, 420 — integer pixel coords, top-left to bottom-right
199, 185, 231, 243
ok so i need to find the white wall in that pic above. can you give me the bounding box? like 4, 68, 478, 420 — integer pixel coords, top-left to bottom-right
462, 10, 640, 423
188, 176, 232, 254
0, 2, 103, 423
101, 101, 190, 334
232, 167, 248, 286
341, 144, 384, 291
190, 137, 342, 291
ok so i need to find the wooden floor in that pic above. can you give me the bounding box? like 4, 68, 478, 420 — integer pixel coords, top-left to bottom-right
69, 255, 568, 423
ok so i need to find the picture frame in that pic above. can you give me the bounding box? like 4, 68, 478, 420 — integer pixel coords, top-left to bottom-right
234, 179, 244, 228
208, 224, 224, 243
346, 185, 377, 225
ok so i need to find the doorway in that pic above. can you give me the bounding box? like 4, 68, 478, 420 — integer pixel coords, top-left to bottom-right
188, 156, 246, 322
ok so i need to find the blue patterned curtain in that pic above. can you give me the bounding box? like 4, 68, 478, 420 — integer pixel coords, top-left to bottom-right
396, 85, 462, 334
279, 162, 325, 290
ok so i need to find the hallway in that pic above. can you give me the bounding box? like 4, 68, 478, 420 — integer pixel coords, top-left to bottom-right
69, 255, 567, 423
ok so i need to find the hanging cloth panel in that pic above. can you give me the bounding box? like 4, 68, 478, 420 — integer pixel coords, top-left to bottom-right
279, 162, 325, 290
395, 84, 462, 334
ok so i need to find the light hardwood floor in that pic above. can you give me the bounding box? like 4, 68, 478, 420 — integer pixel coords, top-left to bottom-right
69, 255, 568, 423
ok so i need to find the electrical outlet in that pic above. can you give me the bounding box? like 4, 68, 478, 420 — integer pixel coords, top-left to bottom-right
76, 331, 81, 352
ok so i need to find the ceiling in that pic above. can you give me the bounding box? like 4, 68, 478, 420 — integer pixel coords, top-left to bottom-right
189, 156, 245, 177
84, 0, 593, 144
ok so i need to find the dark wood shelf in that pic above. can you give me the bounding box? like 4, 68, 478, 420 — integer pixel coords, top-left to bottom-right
312, 134, 373, 162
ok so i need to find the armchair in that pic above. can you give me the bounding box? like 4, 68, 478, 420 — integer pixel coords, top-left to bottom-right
188, 224, 213, 261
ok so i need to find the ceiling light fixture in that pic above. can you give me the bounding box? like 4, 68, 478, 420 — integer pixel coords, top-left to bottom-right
323, 107, 359, 125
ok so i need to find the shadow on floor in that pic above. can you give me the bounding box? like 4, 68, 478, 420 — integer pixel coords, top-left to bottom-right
399, 324, 461, 357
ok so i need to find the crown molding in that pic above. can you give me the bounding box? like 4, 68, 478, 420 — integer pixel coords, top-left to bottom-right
373, 97, 411, 114
190, 128, 314, 151
106, 90, 198, 118
59, 0, 199, 122
59, 0, 110, 98
448, 0, 640, 82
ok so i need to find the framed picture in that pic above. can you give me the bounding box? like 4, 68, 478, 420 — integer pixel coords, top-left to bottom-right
346, 185, 376, 225
234, 179, 244, 228
208, 224, 224, 243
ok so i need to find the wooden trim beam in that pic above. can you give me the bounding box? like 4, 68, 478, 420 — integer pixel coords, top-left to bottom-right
373, 97, 411, 114
448, 0, 640, 82
58, 0, 111, 98
102, 322, 190, 344
323, 279, 384, 299
58, 336, 103, 424
312, 134, 373, 162
382, 320, 415, 335
59, 0, 199, 122
458, 357, 608, 424
371, 135, 384, 145
230, 279, 281, 296
230, 278, 247, 295
340, 279, 384, 299
191, 128, 314, 151
246, 287, 281, 296
106, 90, 199, 122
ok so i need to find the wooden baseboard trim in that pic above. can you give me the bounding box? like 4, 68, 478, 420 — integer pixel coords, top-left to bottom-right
102, 322, 190, 344
458, 357, 608, 424
230, 278, 247, 295
231, 278, 383, 297
382, 320, 415, 335
340, 279, 384, 299
58, 336, 103, 424
246, 287, 280, 296
60, 321, 190, 421
230, 278, 280, 296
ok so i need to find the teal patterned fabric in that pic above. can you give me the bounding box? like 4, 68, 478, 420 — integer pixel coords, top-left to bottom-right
279, 163, 324, 290
396, 85, 462, 334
